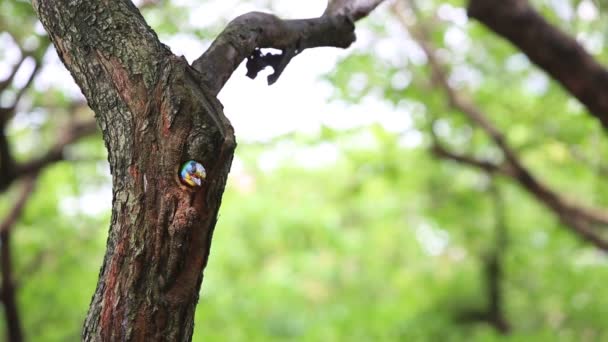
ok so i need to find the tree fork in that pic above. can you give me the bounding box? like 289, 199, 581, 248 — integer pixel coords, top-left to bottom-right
33, 0, 383, 340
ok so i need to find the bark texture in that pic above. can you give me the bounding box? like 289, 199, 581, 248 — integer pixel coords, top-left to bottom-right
468, 0, 608, 130
34, 1, 235, 340
32, 0, 382, 340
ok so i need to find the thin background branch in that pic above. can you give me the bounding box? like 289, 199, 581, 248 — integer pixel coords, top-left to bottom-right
393, 0, 608, 250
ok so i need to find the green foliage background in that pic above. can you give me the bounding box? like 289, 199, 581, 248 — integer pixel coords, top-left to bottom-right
1, 0, 608, 340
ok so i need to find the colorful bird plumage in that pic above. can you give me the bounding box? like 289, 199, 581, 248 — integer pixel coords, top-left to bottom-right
180, 160, 206, 187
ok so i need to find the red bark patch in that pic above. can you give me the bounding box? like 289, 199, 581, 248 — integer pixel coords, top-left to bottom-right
133, 304, 149, 341
100, 227, 129, 340
95, 51, 149, 118
129, 165, 140, 179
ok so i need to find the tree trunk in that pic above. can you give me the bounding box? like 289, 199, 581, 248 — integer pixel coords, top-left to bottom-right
33, 0, 382, 339
33, 1, 236, 340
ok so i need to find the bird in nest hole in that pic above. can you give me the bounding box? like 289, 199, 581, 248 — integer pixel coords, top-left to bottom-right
179, 160, 206, 187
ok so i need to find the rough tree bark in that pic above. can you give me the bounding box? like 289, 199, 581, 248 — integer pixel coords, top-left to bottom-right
32, 0, 383, 340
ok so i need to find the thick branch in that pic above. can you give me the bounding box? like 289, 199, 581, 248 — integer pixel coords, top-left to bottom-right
467, 0, 608, 130
395, 2, 608, 250
193, 0, 384, 94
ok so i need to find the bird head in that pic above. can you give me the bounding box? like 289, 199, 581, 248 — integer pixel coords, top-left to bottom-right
179, 160, 207, 187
